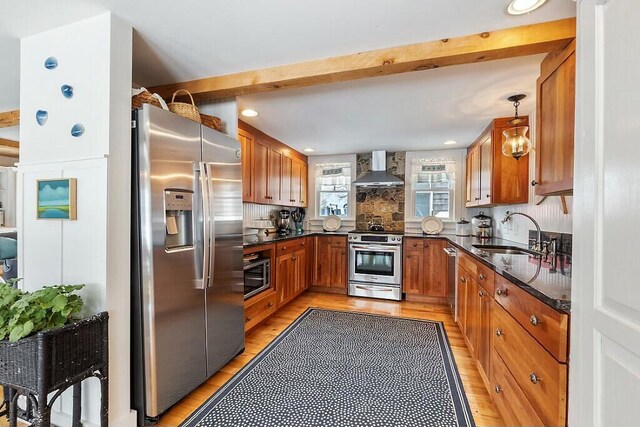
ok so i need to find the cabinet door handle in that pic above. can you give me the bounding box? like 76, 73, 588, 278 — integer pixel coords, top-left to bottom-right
529, 372, 541, 384
495, 328, 504, 337
529, 315, 542, 326
494, 385, 502, 394
531, 180, 539, 187
496, 288, 509, 296
479, 273, 486, 281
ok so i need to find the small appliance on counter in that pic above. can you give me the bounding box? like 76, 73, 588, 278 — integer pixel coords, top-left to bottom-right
472, 212, 493, 238
275, 209, 291, 234
456, 218, 471, 237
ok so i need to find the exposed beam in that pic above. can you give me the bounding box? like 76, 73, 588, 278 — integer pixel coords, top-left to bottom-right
0, 138, 19, 158
151, 18, 576, 102
0, 110, 19, 128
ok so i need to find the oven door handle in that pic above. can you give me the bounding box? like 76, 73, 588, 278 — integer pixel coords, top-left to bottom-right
355, 285, 394, 292
350, 245, 401, 251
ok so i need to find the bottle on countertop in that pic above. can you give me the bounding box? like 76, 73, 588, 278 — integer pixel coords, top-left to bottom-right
456, 218, 471, 237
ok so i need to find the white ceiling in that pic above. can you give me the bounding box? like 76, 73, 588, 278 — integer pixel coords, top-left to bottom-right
0, 0, 576, 143
238, 54, 546, 154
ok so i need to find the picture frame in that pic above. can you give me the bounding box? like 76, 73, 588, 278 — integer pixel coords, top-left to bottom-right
36, 178, 77, 220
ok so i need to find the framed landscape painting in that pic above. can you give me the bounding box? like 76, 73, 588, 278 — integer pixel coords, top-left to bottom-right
37, 178, 77, 220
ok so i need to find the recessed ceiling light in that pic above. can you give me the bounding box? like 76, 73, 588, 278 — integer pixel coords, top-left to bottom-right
507, 0, 547, 15
304, 148, 315, 153
444, 140, 458, 145
241, 109, 258, 117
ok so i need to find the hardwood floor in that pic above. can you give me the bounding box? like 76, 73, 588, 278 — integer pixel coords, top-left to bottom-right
158, 292, 504, 427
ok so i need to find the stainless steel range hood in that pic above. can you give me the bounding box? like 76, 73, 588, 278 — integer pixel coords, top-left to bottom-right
353, 150, 404, 187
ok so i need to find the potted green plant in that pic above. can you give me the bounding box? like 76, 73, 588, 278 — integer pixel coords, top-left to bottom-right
0, 280, 109, 426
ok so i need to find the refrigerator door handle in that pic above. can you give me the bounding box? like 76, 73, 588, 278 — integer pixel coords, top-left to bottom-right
196, 161, 210, 290
204, 162, 215, 288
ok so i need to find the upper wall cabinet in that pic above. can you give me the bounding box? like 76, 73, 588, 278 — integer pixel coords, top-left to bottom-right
534, 39, 576, 196
238, 120, 308, 208
466, 117, 530, 208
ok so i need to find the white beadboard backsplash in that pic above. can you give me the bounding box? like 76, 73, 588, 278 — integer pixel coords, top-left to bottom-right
243, 203, 282, 233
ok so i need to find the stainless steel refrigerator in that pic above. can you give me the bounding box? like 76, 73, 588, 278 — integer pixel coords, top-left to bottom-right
131, 105, 245, 425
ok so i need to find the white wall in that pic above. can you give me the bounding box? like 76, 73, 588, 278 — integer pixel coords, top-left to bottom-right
19, 13, 135, 427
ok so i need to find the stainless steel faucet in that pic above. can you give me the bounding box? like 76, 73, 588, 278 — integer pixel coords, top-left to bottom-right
501, 211, 543, 253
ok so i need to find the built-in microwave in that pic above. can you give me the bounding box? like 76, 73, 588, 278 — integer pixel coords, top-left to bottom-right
243, 258, 271, 299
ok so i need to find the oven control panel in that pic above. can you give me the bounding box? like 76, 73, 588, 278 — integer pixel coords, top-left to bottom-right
348, 234, 403, 244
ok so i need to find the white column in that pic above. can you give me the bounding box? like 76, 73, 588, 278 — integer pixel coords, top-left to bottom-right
18, 12, 136, 427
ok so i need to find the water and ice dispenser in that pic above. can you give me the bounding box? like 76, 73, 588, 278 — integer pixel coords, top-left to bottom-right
164, 190, 194, 251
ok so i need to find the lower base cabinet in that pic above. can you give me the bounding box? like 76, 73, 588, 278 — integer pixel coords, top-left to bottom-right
244, 291, 277, 332
276, 238, 309, 307
312, 236, 347, 292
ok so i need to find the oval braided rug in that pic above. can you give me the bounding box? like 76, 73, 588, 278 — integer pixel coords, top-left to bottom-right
181, 308, 475, 427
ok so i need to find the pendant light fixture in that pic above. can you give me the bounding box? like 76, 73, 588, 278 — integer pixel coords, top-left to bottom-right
502, 94, 531, 160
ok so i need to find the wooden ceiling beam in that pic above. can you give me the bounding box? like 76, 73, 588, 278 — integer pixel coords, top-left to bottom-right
0, 110, 19, 128
0, 138, 19, 158
150, 18, 576, 102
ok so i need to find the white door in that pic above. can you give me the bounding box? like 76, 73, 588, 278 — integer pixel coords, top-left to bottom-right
570, 1, 640, 426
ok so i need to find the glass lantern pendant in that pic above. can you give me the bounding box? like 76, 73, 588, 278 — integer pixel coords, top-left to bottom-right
502, 94, 532, 160
502, 126, 531, 160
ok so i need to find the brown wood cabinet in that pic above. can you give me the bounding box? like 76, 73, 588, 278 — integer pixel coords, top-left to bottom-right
456, 247, 570, 427
403, 238, 448, 302
466, 116, 530, 207
535, 39, 576, 196
312, 236, 347, 292
238, 128, 254, 202
238, 120, 308, 207
275, 238, 309, 307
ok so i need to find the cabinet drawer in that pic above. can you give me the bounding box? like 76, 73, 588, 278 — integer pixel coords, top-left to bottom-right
276, 237, 307, 257
405, 238, 427, 249
327, 236, 346, 248
490, 348, 545, 427
494, 275, 569, 362
493, 303, 567, 427
457, 251, 478, 276
244, 291, 277, 331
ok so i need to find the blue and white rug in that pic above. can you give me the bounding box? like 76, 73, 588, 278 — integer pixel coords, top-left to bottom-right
181, 308, 475, 427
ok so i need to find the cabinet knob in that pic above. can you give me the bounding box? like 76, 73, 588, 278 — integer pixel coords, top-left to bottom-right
475, 197, 481, 201
283, 246, 287, 250
478, 290, 484, 297
529, 314, 542, 326
479, 273, 486, 281
245, 317, 251, 323
496, 288, 509, 296
292, 256, 298, 261
407, 255, 411, 259
424, 243, 429, 248
531, 180, 539, 187
301, 200, 305, 204
494, 385, 502, 394
486, 194, 491, 198
460, 276, 466, 283
529, 372, 541, 384
342, 251, 345, 255
413, 243, 418, 247
495, 328, 504, 337
267, 302, 274, 308
328, 239, 332, 244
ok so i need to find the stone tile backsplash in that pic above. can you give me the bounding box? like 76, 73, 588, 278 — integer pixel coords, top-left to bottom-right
355, 152, 406, 232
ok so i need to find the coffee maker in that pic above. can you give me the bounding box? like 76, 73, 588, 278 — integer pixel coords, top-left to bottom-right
276, 209, 291, 234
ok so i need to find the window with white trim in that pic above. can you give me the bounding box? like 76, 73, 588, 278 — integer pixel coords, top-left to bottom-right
315, 163, 352, 217
411, 161, 456, 221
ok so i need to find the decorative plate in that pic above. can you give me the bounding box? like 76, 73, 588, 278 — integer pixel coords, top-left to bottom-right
323, 215, 342, 232
421, 216, 444, 235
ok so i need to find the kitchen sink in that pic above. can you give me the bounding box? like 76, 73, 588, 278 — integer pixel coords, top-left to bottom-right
472, 245, 539, 256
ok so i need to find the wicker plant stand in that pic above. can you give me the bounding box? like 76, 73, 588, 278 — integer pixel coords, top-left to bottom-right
0, 312, 109, 427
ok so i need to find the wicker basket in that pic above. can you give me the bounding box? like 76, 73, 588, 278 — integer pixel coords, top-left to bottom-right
0, 312, 108, 394
201, 113, 223, 131
132, 90, 162, 109
168, 89, 201, 123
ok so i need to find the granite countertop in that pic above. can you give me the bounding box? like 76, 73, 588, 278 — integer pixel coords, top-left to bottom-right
243, 230, 349, 247
405, 233, 571, 313
244, 230, 572, 313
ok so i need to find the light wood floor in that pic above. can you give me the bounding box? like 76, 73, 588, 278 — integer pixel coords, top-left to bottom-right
158, 292, 504, 427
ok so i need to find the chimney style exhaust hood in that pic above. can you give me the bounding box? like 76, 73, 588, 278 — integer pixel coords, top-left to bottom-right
353, 150, 404, 187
